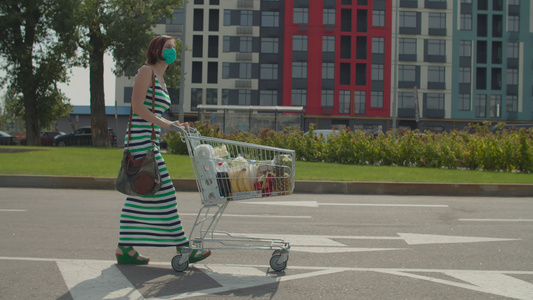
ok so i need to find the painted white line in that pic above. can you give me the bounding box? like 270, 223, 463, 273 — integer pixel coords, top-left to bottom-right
56, 259, 143, 300
459, 219, 533, 222
180, 213, 311, 219
0, 209, 27, 212
321, 203, 449, 208
2, 256, 532, 300
397, 233, 521, 245
244, 201, 448, 208
222, 233, 519, 246
290, 246, 406, 254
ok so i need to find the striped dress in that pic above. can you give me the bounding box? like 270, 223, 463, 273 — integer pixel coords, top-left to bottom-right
118, 75, 188, 247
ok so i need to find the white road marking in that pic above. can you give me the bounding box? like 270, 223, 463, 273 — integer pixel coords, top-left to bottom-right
223, 232, 519, 246
180, 212, 311, 219
290, 246, 406, 253
397, 233, 521, 245
1, 256, 532, 300
459, 218, 533, 222
244, 201, 448, 208
0, 209, 27, 212
56, 259, 143, 300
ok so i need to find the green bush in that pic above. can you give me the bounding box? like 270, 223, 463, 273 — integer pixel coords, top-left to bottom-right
163, 121, 533, 173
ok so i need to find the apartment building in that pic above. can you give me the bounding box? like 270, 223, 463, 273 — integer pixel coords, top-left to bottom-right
114, 0, 533, 132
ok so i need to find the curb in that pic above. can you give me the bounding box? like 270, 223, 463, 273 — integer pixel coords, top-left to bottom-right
1, 174, 532, 197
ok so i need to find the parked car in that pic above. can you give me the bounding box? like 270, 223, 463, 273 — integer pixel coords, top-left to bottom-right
0, 130, 17, 145
53, 126, 117, 147
20, 131, 65, 146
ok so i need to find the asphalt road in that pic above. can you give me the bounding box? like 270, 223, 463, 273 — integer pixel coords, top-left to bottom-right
0, 188, 532, 299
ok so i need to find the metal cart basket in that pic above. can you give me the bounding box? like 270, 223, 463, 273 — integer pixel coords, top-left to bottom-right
170, 125, 295, 272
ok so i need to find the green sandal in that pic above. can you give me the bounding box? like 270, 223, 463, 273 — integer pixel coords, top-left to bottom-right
176, 247, 211, 263
116, 245, 150, 265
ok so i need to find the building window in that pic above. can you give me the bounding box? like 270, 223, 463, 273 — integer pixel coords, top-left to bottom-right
293, 35, 308, 51
400, 11, 417, 28
372, 37, 385, 54
260, 90, 277, 106
191, 88, 202, 111
238, 90, 251, 105
371, 64, 384, 81
192, 61, 202, 83
241, 10, 253, 26
209, 9, 219, 31
223, 36, 230, 52
222, 62, 229, 78
508, 15, 519, 32
239, 63, 252, 79
399, 65, 416, 82
260, 64, 278, 80
262, 11, 279, 27
372, 10, 385, 27
294, 8, 309, 24
207, 62, 218, 83
354, 91, 366, 114
322, 90, 334, 107
507, 42, 519, 59
427, 40, 446, 56
240, 37, 252, 52
428, 66, 445, 86
507, 68, 518, 85
460, 14, 472, 30
506, 95, 518, 112
206, 88, 217, 105
371, 91, 384, 108
400, 38, 416, 55
459, 40, 472, 57
475, 94, 487, 118
339, 91, 350, 114
323, 36, 335, 53
459, 67, 471, 84
324, 9, 335, 25
356, 63, 366, 86
399, 92, 414, 109
292, 89, 307, 106
193, 9, 204, 31
322, 62, 335, 80
428, 12, 446, 30
459, 94, 471, 111
292, 62, 307, 79
489, 95, 502, 118
261, 37, 279, 54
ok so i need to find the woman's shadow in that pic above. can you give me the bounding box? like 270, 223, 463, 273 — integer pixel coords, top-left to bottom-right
57, 263, 281, 299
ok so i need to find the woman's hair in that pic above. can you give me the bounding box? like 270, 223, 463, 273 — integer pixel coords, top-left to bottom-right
146, 35, 174, 65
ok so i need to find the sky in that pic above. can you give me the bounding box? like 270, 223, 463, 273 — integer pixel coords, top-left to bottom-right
1, 53, 116, 107
58, 53, 117, 106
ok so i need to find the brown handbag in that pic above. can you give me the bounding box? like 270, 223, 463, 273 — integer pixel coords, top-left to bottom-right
115, 70, 162, 196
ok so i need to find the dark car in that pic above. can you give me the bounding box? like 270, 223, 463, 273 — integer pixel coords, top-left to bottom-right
0, 130, 17, 145
20, 131, 65, 146
53, 126, 117, 147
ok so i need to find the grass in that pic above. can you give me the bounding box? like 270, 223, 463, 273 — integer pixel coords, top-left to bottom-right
1, 146, 532, 184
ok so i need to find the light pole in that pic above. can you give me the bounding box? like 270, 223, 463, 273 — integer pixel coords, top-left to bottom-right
392, 1, 400, 129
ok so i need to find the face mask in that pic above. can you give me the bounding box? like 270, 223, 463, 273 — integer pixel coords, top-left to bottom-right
161, 48, 177, 65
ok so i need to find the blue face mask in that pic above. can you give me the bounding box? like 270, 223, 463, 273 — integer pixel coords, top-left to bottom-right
161, 48, 177, 65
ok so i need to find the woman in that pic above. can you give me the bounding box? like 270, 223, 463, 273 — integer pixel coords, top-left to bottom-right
115, 35, 211, 264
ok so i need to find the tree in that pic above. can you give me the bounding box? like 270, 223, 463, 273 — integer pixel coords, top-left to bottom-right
77, 0, 183, 147
0, 0, 78, 145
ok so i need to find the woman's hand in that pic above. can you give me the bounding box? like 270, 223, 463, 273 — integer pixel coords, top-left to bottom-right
171, 121, 189, 131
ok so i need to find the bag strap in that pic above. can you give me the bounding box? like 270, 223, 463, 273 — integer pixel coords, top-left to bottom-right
126, 69, 157, 148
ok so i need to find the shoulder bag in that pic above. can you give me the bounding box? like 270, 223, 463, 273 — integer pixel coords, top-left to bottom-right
115, 70, 163, 196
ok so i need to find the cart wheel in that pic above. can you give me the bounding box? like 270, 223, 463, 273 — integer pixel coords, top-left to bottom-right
270, 254, 288, 272
171, 255, 189, 272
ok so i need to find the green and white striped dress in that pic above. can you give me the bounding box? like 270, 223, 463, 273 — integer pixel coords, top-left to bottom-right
119, 75, 188, 247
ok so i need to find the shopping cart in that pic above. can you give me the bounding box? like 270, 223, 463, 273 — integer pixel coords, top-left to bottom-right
170, 125, 295, 272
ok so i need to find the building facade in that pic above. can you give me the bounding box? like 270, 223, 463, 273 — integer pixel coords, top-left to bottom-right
114, 0, 533, 132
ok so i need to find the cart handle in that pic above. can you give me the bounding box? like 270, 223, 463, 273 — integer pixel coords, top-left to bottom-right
170, 124, 200, 136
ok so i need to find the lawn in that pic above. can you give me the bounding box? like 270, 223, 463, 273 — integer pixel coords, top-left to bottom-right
1, 146, 532, 184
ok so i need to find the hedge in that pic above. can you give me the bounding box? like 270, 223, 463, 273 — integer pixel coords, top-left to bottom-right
163, 121, 533, 173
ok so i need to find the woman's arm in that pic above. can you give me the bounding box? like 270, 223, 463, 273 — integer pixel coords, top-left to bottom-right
131, 66, 174, 130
